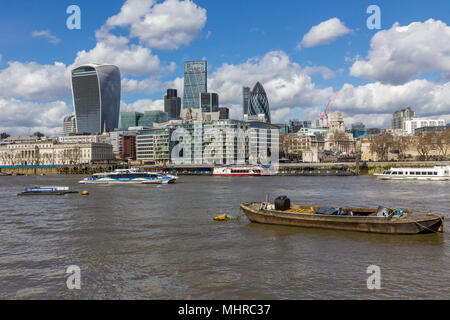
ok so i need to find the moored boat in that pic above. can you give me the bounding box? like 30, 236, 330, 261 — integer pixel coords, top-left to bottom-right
213, 165, 270, 176
18, 186, 78, 196
240, 197, 445, 234
374, 165, 450, 181
78, 168, 177, 184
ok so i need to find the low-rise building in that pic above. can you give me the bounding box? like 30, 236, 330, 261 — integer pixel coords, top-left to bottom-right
280, 132, 325, 162
324, 112, 355, 155
0, 141, 114, 166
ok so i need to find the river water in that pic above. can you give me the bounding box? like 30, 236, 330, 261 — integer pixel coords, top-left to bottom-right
0, 175, 449, 299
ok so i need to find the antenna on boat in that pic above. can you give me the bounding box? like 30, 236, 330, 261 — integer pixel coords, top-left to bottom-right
266, 193, 269, 203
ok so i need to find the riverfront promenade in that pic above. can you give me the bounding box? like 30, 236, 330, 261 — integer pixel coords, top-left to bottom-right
1, 161, 448, 176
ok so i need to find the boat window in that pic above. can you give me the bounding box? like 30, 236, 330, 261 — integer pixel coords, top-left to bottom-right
434, 172, 438, 175
398, 172, 403, 175
392, 171, 398, 175
386, 171, 391, 174
422, 172, 427, 175
428, 172, 433, 175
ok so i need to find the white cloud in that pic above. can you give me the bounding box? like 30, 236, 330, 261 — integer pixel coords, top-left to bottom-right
0, 61, 70, 101
300, 18, 352, 48
350, 19, 450, 84
121, 77, 162, 94
303, 65, 336, 80
72, 34, 163, 77
0, 98, 71, 136
120, 99, 164, 113
106, 0, 207, 50
207, 51, 334, 112
332, 79, 450, 127
32, 30, 61, 44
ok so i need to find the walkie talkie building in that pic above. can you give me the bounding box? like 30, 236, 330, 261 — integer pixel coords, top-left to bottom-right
71, 64, 121, 134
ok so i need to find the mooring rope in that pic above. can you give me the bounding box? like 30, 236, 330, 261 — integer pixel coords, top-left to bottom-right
415, 213, 447, 233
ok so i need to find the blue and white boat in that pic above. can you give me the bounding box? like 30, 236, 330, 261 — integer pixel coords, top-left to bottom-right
18, 186, 78, 196
78, 169, 177, 185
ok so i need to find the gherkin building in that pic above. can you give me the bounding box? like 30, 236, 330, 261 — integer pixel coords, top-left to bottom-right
249, 82, 271, 123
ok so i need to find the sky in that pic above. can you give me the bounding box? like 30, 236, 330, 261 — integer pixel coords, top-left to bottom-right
1, 0, 450, 136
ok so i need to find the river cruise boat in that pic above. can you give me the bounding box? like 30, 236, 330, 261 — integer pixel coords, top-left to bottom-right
213, 166, 270, 176
240, 196, 445, 235
18, 186, 78, 196
374, 165, 450, 181
78, 169, 177, 185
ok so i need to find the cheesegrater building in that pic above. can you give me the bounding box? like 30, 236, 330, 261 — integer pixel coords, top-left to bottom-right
71, 64, 121, 134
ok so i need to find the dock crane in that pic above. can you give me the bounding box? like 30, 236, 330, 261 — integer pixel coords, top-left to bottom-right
320, 92, 339, 128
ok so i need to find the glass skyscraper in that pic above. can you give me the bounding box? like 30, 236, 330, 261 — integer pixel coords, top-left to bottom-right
183, 61, 207, 110
200, 92, 219, 113
247, 82, 271, 123
164, 89, 182, 119
242, 86, 251, 117
71, 64, 121, 134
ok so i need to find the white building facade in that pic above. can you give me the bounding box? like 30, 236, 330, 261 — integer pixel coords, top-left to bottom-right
404, 118, 446, 135
0, 141, 114, 166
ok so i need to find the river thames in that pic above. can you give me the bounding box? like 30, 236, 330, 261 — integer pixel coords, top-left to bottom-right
0, 174, 449, 299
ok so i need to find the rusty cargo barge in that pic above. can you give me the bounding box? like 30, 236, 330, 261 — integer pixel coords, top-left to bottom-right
240, 198, 444, 235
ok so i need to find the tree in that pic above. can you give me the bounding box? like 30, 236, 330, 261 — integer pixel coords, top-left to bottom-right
392, 136, 414, 160
435, 128, 450, 160
416, 132, 433, 160
369, 133, 394, 161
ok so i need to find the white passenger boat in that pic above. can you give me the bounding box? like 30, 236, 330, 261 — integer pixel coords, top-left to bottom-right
374, 165, 450, 181
213, 166, 270, 176
78, 169, 177, 184
18, 186, 78, 195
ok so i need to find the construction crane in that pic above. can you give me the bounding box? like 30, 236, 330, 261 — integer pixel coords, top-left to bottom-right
320, 92, 339, 128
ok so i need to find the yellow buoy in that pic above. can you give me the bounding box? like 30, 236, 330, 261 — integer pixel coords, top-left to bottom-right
81, 190, 89, 196
214, 214, 230, 221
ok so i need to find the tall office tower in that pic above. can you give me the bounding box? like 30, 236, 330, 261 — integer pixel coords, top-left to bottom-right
164, 89, 182, 119
248, 82, 271, 123
183, 61, 207, 110
62, 114, 77, 136
391, 107, 415, 130
71, 64, 121, 134
121, 111, 143, 130
219, 107, 229, 120
243, 86, 251, 117
200, 92, 219, 112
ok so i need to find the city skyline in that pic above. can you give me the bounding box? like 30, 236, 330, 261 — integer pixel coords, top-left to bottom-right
1, 0, 450, 136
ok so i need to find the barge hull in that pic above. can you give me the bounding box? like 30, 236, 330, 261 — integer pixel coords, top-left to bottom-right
240, 203, 444, 235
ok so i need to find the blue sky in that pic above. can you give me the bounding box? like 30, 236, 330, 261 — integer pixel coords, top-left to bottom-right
1, 0, 450, 135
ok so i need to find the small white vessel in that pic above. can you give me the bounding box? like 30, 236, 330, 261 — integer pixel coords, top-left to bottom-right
213, 166, 270, 176
18, 186, 78, 195
78, 168, 177, 184
374, 165, 450, 181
